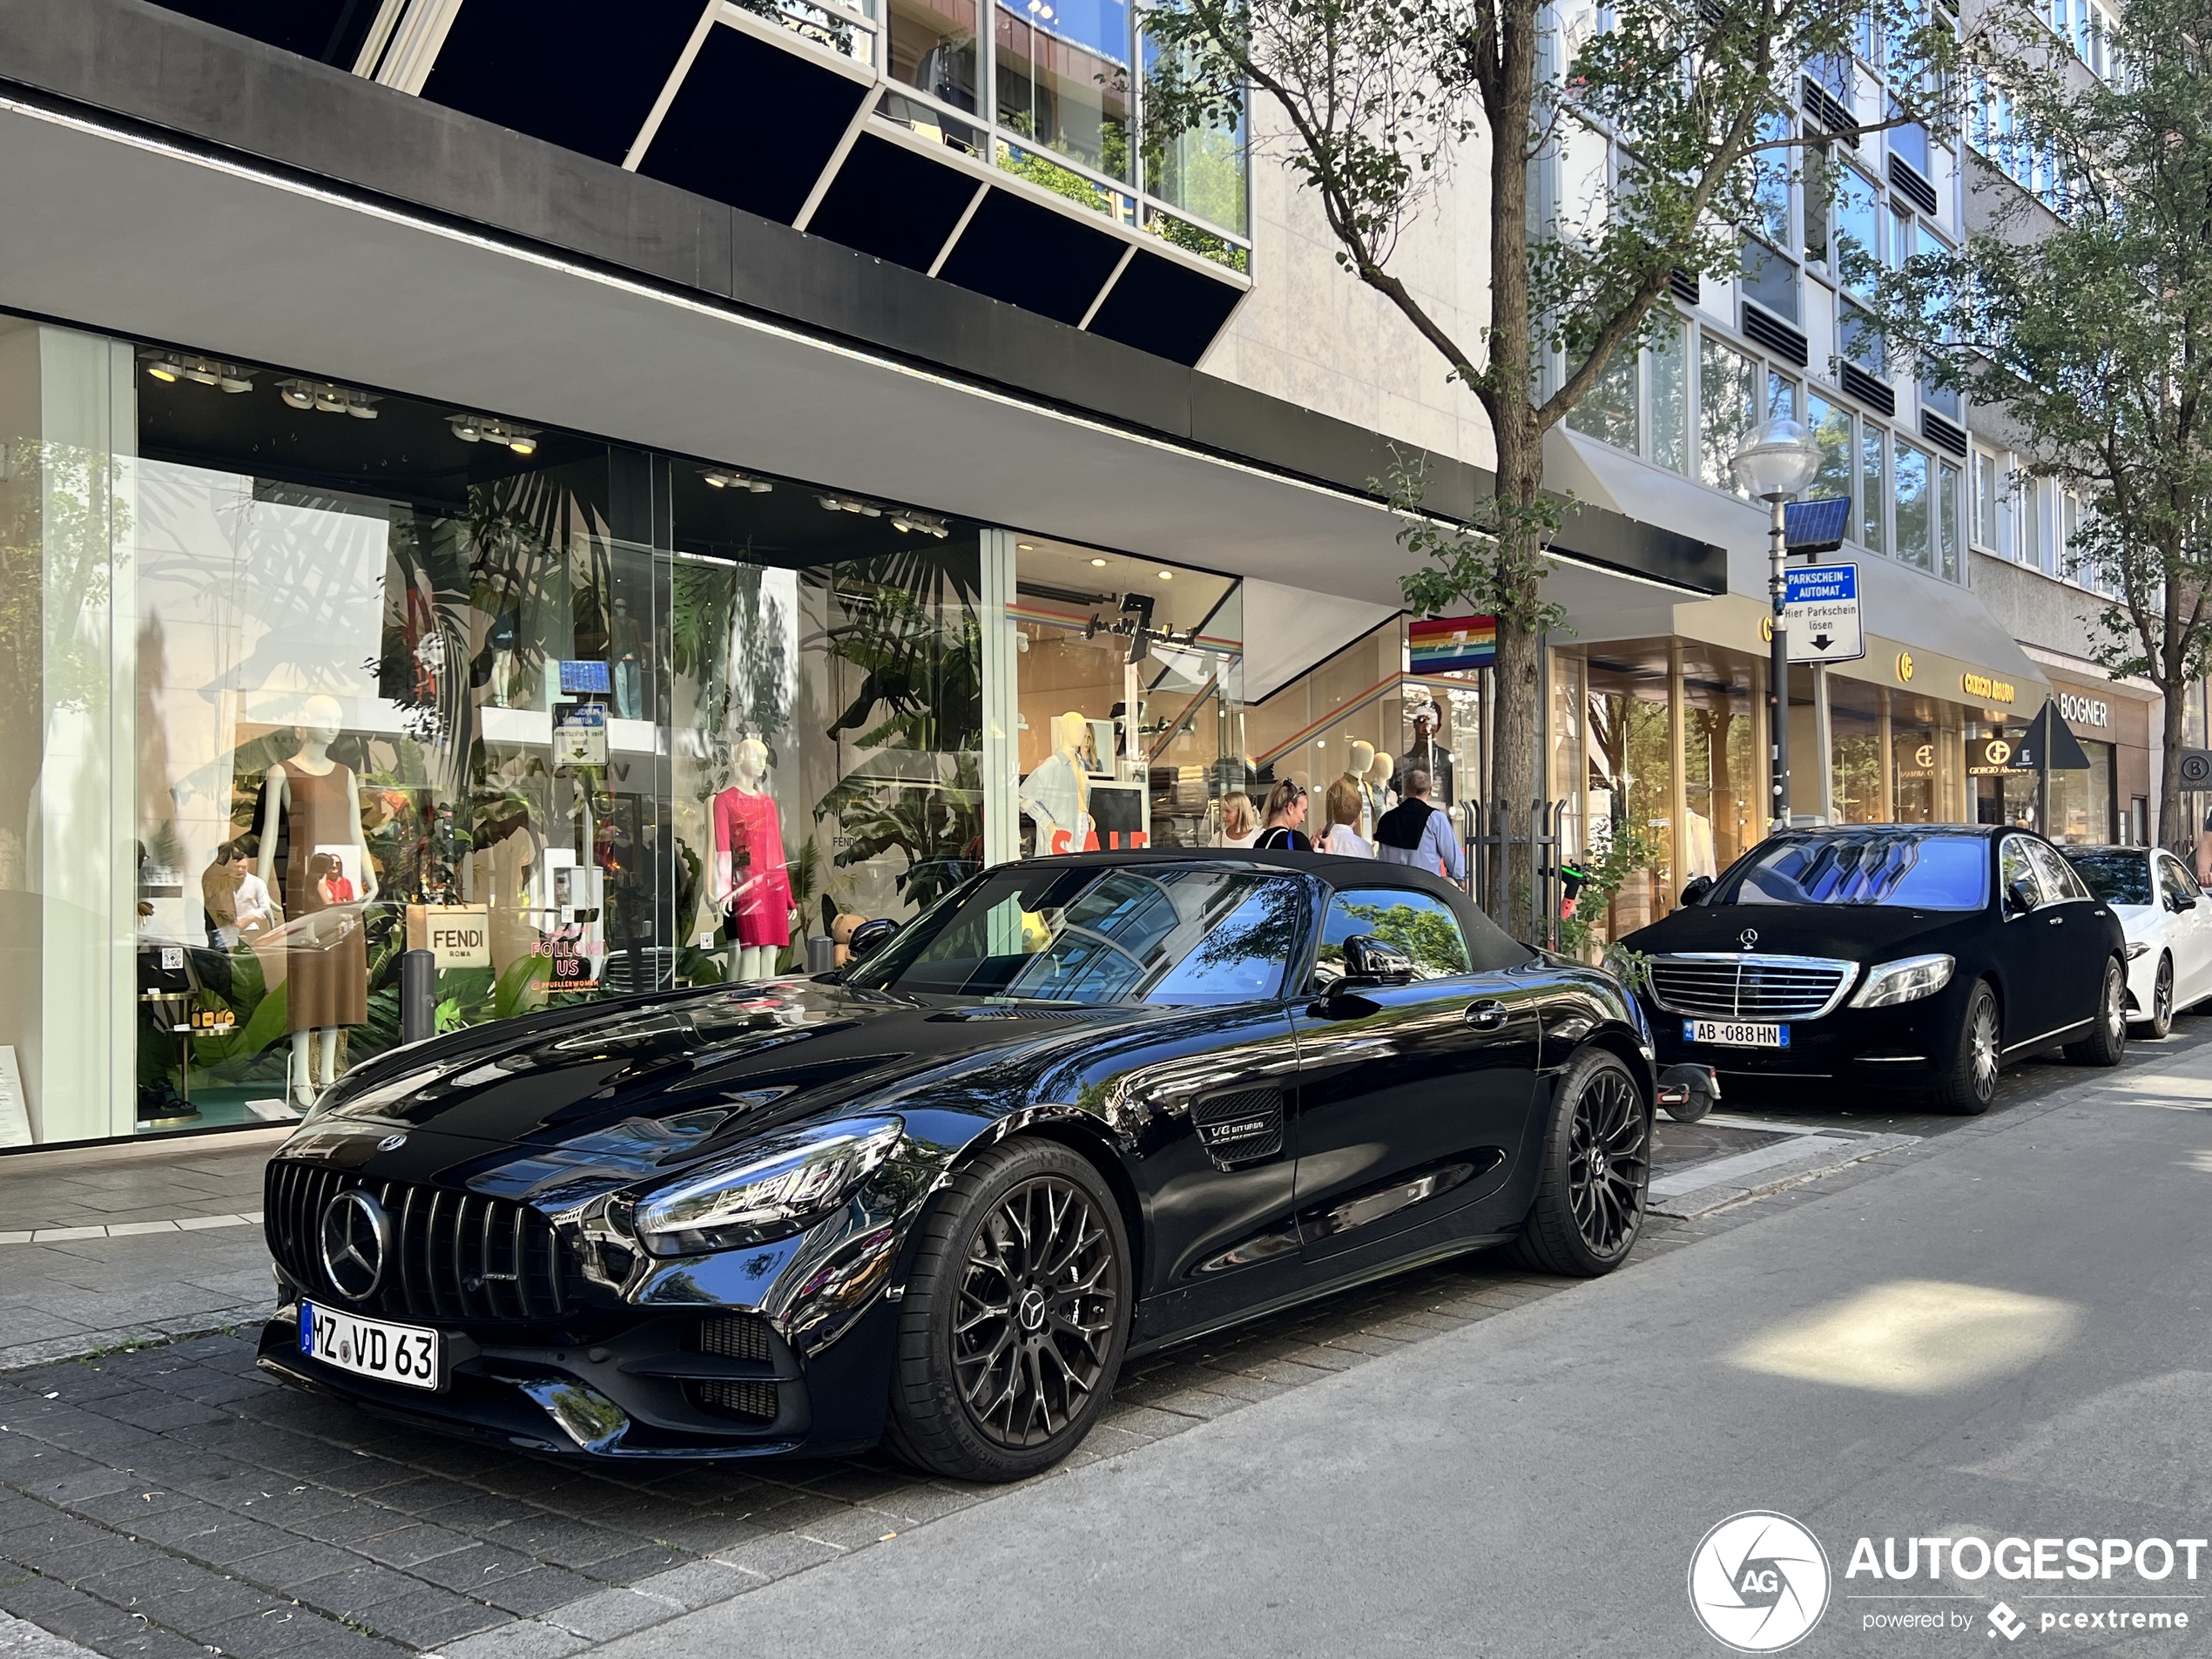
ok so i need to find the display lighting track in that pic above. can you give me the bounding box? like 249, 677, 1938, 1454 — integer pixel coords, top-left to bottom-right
703, 467, 774, 492
279, 378, 381, 419
888, 509, 949, 538
138, 348, 254, 393
447, 412, 539, 453
817, 493, 882, 516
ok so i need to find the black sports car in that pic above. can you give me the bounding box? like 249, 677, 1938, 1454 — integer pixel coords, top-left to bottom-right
258, 850, 1656, 1480
1619, 825, 2128, 1115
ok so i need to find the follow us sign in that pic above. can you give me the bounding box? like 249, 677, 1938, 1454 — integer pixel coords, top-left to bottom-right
1784, 563, 1865, 664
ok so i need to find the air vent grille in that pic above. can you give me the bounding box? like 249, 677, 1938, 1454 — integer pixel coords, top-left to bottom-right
1801, 78, 1858, 145
1888, 156, 1939, 214
1190, 1087, 1285, 1167
1839, 361, 1897, 416
1741, 305, 1809, 367
692, 1379, 779, 1421
1920, 409, 1968, 456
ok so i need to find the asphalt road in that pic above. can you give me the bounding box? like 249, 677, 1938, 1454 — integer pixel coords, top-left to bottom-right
595, 1033, 2212, 1658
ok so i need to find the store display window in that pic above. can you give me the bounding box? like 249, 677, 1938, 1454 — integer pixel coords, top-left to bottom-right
1583, 644, 1676, 935
1007, 540, 1243, 853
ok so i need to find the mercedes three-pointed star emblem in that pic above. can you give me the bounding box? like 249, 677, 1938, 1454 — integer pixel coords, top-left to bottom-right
319, 1190, 393, 1300
1738, 927, 1760, 950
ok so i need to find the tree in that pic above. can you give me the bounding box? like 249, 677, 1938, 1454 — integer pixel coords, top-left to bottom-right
1871, 0, 2212, 852
1144, 0, 1957, 925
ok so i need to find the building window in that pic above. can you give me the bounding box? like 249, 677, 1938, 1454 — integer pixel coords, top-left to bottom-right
1808, 393, 1853, 503
1650, 314, 1691, 474
1973, 450, 1999, 550
1834, 165, 1883, 287
1567, 341, 1639, 451
1860, 424, 1888, 552
1939, 460, 1963, 581
1699, 334, 1760, 495
1895, 442, 1933, 570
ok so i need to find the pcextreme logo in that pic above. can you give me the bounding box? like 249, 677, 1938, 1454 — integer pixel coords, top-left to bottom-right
1689, 1511, 1832, 1652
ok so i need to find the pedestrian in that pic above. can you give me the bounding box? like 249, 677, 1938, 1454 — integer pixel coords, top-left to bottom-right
1319, 778, 1372, 858
1253, 780, 1312, 851
1213, 792, 1259, 848
1374, 769, 1466, 880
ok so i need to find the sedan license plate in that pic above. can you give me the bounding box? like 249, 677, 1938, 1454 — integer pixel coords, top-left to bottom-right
300, 1301, 442, 1391
1685, 1019, 1790, 1049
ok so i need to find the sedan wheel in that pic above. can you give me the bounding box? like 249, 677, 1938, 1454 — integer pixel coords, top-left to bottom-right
2063, 957, 2128, 1068
884, 1138, 1130, 1482
2146, 954, 2175, 1040
1930, 980, 2000, 1116
1509, 1048, 1650, 1278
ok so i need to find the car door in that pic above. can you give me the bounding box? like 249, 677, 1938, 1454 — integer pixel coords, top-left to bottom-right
2026, 838, 2107, 1035
1291, 884, 1541, 1267
2158, 853, 2212, 1006
1105, 874, 1314, 1343
1995, 833, 2064, 1044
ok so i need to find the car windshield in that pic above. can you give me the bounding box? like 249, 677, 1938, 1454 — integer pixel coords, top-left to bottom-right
845, 865, 1305, 1006
1713, 832, 1989, 909
2065, 851, 2152, 906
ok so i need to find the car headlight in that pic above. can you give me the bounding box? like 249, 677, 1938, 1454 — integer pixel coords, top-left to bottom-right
1848, 953, 1955, 1009
2127, 940, 2151, 960
632, 1116, 903, 1256
1600, 947, 1647, 992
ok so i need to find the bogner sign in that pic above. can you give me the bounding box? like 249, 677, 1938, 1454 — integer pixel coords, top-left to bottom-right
406, 904, 491, 970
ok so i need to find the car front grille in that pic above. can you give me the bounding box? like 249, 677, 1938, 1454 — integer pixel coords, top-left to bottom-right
1645, 954, 1857, 1021
265, 1160, 569, 1323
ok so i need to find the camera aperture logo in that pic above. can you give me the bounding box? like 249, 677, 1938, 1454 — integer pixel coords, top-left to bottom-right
1689, 1511, 1832, 1652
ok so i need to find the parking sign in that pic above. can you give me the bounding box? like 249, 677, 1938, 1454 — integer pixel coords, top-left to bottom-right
1784, 563, 1865, 664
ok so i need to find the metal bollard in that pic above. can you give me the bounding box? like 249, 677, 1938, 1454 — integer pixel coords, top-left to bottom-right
806, 934, 837, 974
401, 948, 437, 1044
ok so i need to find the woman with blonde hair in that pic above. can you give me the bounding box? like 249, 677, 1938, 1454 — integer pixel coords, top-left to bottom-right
1252, 779, 1312, 851
1320, 777, 1372, 858
1212, 791, 1259, 848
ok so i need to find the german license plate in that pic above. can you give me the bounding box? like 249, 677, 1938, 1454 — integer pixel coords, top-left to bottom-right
300, 1301, 442, 1391
1685, 1019, 1789, 1049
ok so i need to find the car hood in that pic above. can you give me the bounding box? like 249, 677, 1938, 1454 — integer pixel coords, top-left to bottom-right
2107, 902, 2158, 935
297, 978, 1133, 1160
1621, 901, 1978, 961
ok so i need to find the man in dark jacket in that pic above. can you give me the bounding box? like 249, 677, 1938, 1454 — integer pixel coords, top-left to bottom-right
1374, 771, 1466, 880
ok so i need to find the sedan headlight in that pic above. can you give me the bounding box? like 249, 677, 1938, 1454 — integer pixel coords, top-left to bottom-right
1849, 953, 1955, 1009
632, 1117, 904, 1255
1600, 947, 1648, 992
2127, 940, 2151, 960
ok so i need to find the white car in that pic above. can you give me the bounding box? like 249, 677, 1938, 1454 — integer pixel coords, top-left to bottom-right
2060, 845, 2212, 1038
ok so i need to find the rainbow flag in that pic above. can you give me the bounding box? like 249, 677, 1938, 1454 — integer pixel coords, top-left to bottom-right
1408, 615, 1496, 671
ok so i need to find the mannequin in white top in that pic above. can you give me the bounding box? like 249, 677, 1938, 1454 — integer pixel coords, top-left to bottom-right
1019, 711, 1093, 854
258, 694, 377, 1106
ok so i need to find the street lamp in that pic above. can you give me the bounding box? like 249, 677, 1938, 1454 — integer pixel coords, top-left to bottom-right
1732, 416, 1823, 834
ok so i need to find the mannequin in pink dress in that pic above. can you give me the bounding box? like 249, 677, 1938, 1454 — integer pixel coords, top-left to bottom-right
711, 737, 795, 982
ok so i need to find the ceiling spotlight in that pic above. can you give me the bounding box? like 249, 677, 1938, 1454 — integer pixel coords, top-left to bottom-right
141, 350, 256, 392
505, 433, 535, 455
704, 468, 773, 492
1018, 541, 1037, 551
1157, 569, 1174, 580
281, 378, 378, 418
448, 413, 535, 450
889, 510, 949, 538
216, 373, 253, 394
449, 415, 483, 442
146, 361, 179, 383
181, 365, 219, 387
817, 494, 882, 516
1089, 556, 1108, 567
280, 381, 314, 410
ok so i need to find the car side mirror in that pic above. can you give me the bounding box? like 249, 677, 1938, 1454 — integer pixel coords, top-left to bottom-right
1678, 875, 1714, 907
2004, 879, 2038, 917
2177, 893, 2199, 912
846, 917, 901, 962
1339, 934, 1416, 988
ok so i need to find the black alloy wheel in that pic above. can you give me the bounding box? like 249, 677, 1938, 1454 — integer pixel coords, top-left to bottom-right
1510, 1048, 1650, 1277
883, 1138, 1130, 1482
2146, 954, 2175, 1040
1931, 978, 2000, 1115
2065, 957, 2128, 1067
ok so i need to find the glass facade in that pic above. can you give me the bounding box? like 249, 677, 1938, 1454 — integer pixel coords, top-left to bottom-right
0, 321, 1268, 1146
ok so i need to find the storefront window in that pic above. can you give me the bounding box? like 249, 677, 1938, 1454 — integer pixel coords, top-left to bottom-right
1680, 647, 1759, 875
1008, 540, 1243, 852
1585, 646, 1674, 934
2048, 740, 2113, 843
1830, 675, 1886, 821
1890, 691, 1944, 822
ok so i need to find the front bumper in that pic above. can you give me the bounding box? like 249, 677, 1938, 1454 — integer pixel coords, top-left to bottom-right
257, 1282, 897, 1458
1640, 991, 1964, 1087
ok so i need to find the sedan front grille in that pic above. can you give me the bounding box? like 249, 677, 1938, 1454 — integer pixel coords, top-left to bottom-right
1645, 954, 1858, 1021
265, 1160, 569, 1323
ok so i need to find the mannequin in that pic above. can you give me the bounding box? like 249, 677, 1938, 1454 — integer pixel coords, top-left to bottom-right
1342, 740, 1379, 840
1393, 703, 1457, 806
1018, 711, 1094, 855
711, 737, 796, 982
257, 694, 375, 1107
1366, 752, 1398, 820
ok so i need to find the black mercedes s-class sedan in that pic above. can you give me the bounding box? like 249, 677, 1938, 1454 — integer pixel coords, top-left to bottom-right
259, 849, 1656, 1480
1618, 825, 2128, 1115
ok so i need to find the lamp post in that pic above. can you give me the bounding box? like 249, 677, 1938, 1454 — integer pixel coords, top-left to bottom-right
1731, 416, 1824, 835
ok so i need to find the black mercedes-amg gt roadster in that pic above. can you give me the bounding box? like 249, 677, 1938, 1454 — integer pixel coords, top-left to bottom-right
260, 850, 1656, 1480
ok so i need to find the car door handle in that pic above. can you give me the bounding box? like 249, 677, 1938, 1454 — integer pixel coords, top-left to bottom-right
2048, 915, 2064, 926
1465, 1000, 1508, 1029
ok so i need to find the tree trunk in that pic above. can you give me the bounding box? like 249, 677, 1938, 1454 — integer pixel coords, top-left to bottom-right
1487, 416, 1546, 937
2159, 651, 2188, 856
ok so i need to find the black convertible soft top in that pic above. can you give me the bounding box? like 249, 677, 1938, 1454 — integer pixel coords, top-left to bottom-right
1019, 846, 1533, 974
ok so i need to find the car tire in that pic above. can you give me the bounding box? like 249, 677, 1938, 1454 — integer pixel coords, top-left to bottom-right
882, 1137, 1130, 1483
1929, 979, 2000, 1116
2142, 954, 2175, 1040
1507, 1048, 1651, 1278
2064, 956, 2128, 1067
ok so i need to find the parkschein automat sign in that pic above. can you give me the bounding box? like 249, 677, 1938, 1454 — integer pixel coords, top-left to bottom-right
1784, 563, 1865, 664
